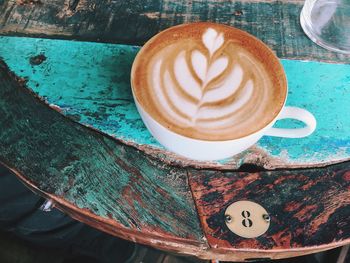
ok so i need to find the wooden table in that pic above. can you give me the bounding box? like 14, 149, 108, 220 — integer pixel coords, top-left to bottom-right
1, 0, 350, 261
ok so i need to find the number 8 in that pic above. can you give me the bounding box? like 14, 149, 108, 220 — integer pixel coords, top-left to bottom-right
241, 210, 253, 227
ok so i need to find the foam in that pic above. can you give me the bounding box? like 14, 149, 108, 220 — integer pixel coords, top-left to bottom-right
131, 22, 287, 141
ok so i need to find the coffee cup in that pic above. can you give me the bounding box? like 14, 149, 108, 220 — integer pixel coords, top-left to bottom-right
131, 22, 316, 161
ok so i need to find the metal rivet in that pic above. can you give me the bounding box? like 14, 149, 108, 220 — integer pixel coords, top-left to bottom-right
225, 214, 232, 223
262, 214, 270, 222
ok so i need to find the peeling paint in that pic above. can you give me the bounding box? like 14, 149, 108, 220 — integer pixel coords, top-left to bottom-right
0, 36, 349, 170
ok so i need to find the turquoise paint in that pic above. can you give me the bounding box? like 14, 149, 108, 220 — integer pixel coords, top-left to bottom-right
258, 59, 350, 164
1, 36, 349, 166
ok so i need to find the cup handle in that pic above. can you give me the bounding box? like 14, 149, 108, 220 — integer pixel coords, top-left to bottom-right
264, 106, 316, 138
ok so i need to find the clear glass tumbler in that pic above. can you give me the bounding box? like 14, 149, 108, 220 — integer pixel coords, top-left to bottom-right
300, 0, 350, 54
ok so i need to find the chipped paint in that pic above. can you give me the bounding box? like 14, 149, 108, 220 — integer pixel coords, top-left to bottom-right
0, 36, 349, 169
0, 0, 349, 63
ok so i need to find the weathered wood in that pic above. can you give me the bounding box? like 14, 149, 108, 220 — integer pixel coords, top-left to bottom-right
2, 0, 350, 260
0, 59, 207, 256
188, 163, 350, 261
1, 36, 349, 169
0, 0, 350, 63
1, 58, 350, 260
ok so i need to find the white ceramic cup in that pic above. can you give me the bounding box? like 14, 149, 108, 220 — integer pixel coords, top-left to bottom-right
131, 24, 316, 161
133, 98, 316, 161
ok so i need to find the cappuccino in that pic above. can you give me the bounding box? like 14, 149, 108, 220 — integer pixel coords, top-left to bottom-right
132, 22, 287, 141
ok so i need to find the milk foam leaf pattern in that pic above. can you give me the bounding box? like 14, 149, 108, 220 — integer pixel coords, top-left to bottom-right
155, 28, 252, 129
202, 65, 244, 104
174, 51, 202, 101
191, 50, 207, 82
202, 28, 225, 56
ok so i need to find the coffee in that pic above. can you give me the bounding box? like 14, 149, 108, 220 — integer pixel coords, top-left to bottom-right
131, 22, 287, 141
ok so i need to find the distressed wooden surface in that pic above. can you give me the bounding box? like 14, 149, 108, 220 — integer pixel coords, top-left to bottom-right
188, 164, 350, 261
0, 59, 207, 256
1, 0, 350, 63
1, 36, 349, 169
1, 59, 350, 260
1, 0, 350, 260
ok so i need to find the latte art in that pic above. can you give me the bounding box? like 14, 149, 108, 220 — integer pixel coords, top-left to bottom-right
132, 23, 286, 140
152, 28, 270, 132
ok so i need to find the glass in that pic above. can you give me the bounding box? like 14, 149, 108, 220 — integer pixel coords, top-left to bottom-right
300, 0, 350, 54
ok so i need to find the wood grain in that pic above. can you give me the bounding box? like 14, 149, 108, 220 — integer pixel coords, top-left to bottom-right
1, 36, 350, 170
188, 163, 350, 260
0, 59, 207, 255
1, 0, 350, 259
1, 58, 350, 260
0, 0, 349, 63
